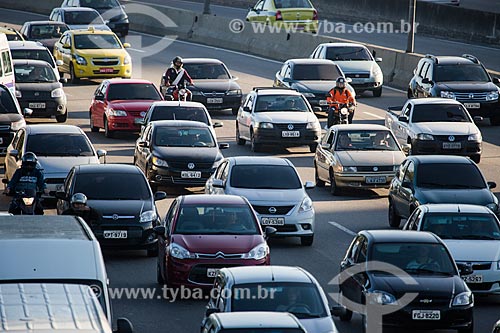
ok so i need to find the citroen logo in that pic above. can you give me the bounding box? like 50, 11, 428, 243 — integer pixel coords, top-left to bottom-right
215, 251, 225, 258
373, 166, 378, 171
287, 124, 294, 130
269, 207, 277, 214
469, 93, 474, 99
112, 214, 119, 220
420, 299, 433, 304
187, 162, 195, 169
448, 135, 455, 142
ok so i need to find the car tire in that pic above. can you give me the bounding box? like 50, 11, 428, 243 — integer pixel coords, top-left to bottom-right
329, 170, 339, 195
372, 86, 382, 97
250, 130, 261, 152
470, 155, 481, 164
55, 110, 67, 123
147, 246, 158, 257
490, 116, 500, 126
314, 163, 325, 187
309, 143, 318, 152
69, 63, 79, 84
339, 297, 353, 322
156, 257, 165, 284
236, 124, 245, 145
232, 107, 239, 115
388, 199, 401, 228
89, 111, 99, 132
300, 235, 314, 246
104, 118, 114, 138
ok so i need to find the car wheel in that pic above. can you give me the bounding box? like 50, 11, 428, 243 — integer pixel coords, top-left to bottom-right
55, 110, 67, 123
329, 170, 339, 195
300, 235, 314, 246
309, 143, 318, 152
89, 111, 99, 132
104, 118, 114, 138
314, 163, 325, 187
388, 199, 401, 228
236, 124, 245, 145
372, 86, 382, 97
147, 246, 158, 257
470, 155, 481, 164
69, 63, 79, 84
156, 256, 165, 284
250, 130, 261, 152
490, 116, 500, 126
232, 107, 239, 115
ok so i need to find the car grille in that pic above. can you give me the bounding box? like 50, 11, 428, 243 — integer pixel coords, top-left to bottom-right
275, 123, 307, 131
195, 252, 244, 259
252, 205, 295, 215
168, 161, 214, 170
456, 261, 492, 270
188, 263, 241, 284
92, 70, 120, 74
434, 135, 468, 142
200, 91, 226, 97
21, 91, 51, 99
274, 225, 298, 232
356, 166, 394, 172
45, 178, 65, 184
346, 73, 370, 79
454, 92, 488, 102
468, 282, 495, 291
127, 110, 144, 117
92, 57, 120, 66
101, 214, 137, 223
410, 295, 450, 307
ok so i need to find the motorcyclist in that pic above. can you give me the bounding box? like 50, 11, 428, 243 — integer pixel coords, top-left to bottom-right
162, 56, 193, 101
6, 152, 47, 215
326, 77, 356, 127
62, 193, 100, 227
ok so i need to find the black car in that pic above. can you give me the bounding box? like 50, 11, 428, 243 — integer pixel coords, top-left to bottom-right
19, 21, 69, 50
13, 60, 67, 122
408, 54, 500, 125
61, 0, 129, 36
0, 84, 27, 165
56, 164, 167, 256
134, 120, 228, 191
337, 230, 473, 333
160, 58, 242, 115
388, 155, 498, 228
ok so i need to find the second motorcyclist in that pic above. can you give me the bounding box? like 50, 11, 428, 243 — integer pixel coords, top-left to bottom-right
326, 77, 356, 127
161, 56, 194, 101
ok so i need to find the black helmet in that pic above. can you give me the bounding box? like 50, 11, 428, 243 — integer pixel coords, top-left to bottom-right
21, 152, 38, 169
71, 193, 87, 206
336, 77, 346, 88
172, 56, 183, 65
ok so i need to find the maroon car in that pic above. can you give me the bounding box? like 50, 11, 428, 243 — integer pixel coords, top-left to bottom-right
155, 194, 274, 288
89, 78, 163, 138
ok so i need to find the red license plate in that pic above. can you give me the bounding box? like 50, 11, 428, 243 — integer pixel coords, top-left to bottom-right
99, 68, 114, 73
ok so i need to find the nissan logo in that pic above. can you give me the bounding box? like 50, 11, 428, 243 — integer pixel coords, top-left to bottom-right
287, 124, 294, 130
34, 92, 39, 96
112, 214, 119, 220
373, 166, 378, 171
188, 163, 195, 169
268, 207, 277, 214
448, 135, 455, 142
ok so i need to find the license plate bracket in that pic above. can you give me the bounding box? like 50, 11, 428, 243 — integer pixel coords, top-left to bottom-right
366, 176, 387, 184
261, 217, 285, 226
28, 102, 46, 108
442, 142, 462, 149
281, 131, 300, 138
207, 98, 223, 104
462, 274, 483, 283
412, 310, 440, 320
103, 230, 127, 239
181, 171, 202, 178
464, 103, 480, 109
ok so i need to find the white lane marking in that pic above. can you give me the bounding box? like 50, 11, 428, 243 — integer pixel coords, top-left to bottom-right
363, 112, 385, 119
129, 48, 146, 53
383, 86, 406, 94
328, 221, 357, 236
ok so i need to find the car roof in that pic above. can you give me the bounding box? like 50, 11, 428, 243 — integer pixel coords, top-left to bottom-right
71, 29, 116, 36
0, 216, 91, 241
13, 59, 53, 67
432, 56, 478, 65
419, 204, 493, 214
409, 98, 462, 106
225, 266, 313, 284
319, 42, 366, 48
254, 88, 302, 96
409, 155, 474, 164
23, 20, 68, 26
105, 78, 153, 85
214, 312, 301, 329
57, 7, 99, 12
361, 230, 441, 243
286, 58, 336, 65
8, 40, 47, 50
230, 156, 292, 166
25, 124, 83, 134
332, 124, 390, 131
182, 58, 223, 64
181, 194, 248, 205
151, 101, 207, 108
150, 120, 210, 128
75, 163, 142, 174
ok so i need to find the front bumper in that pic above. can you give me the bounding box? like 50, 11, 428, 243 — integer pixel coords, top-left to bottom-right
73, 62, 132, 79
107, 115, 143, 132
18, 97, 66, 117
251, 203, 315, 237
334, 172, 396, 189
411, 138, 481, 158
92, 221, 157, 249
454, 98, 498, 117
457, 261, 500, 295
149, 164, 216, 187
191, 94, 242, 110
350, 80, 383, 92
253, 127, 320, 146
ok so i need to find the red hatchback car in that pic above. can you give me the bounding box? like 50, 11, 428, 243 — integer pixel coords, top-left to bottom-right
155, 194, 274, 288
89, 78, 163, 138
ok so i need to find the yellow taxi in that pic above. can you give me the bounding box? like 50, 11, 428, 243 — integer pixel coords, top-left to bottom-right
246, 0, 318, 32
0, 26, 24, 41
53, 27, 131, 83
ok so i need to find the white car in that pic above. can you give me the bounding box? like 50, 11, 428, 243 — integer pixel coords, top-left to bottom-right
202, 312, 307, 333
403, 203, 500, 295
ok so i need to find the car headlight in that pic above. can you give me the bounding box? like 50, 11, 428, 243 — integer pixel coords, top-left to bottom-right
452, 291, 473, 306
73, 54, 87, 65
226, 89, 242, 95
51, 88, 64, 98
486, 203, 498, 212
299, 196, 313, 213
372, 66, 382, 78
11, 119, 25, 131
123, 55, 131, 65
417, 133, 434, 141
367, 291, 397, 305
302, 92, 315, 98
306, 121, 320, 130
486, 91, 499, 101
139, 210, 157, 223
169, 243, 196, 259
258, 122, 274, 129
440, 91, 456, 99
15, 90, 22, 98
152, 156, 169, 167
468, 133, 482, 142
106, 108, 127, 117
242, 243, 269, 260
342, 166, 357, 172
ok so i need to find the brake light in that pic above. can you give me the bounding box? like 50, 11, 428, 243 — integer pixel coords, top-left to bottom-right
275, 10, 283, 20
312, 10, 318, 20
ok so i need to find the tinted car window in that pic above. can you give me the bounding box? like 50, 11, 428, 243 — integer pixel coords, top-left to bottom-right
74, 173, 150, 200
80, 0, 120, 9
335, 130, 400, 151
412, 104, 470, 123
417, 163, 486, 189
230, 165, 302, 189
107, 83, 162, 101
74, 34, 121, 49
254, 95, 309, 112
26, 134, 94, 156
422, 213, 500, 240
434, 64, 490, 82
0, 87, 18, 114
15, 64, 57, 83
326, 46, 371, 61
64, 11, 103, 25
11, 49, 53, 66
154, 127, 215, 147
183, 63, 230, 80
292, 64, 342, 81
274, 0, 312, 8
150, 106, 209, 124
30, 24, 68, 39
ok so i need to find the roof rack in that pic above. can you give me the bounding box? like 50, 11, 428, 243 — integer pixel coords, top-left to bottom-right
252, 87, 297, 92
461, 54, 479, 64
424, 54, 438, 64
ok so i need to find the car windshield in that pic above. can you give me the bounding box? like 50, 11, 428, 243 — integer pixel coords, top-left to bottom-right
422, 213, 500, 240
14, 64, 57, 83
29, 24, 68, 39
154, 127, 215, 147
274, 0, 313, 8
74, 34, 121, 49
230, 165, 302, 189
412, 104, 471, 123
220, 330, 303, 333
11, 50, 54, 66
149, 106, 209, 125
335, 130, 400, 151
80, 0, 120, 9
0, 87, 19, 114
292, 64, 342, 81
26, 134, 94, 156
326, 46, 372, 61
434, 64, 490, 82
183, 63, 230, 80
74, 173, 150, 200
417, 163, 486, 189
107, 83, 162, 101
371, 242, 456, 275
64, 11, 104, 25
254, 95, 309, 112
231, 282, 327, 318
174, 204, 259, 235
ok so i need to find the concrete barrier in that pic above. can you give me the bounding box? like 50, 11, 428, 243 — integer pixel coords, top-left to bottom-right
0, 0, 60, 15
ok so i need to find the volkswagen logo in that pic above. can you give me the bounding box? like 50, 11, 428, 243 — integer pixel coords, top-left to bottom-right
419, 299, 433, 304
287, 124, 294, 130
373, 166, 379, 171
187, 162, 195, 169
268, 207, 277, 214
448, 135, 455, 142
469, 93, 474, 99
112, 214, 119, 220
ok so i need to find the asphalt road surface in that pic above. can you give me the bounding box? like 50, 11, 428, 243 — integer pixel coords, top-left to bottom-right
1, 7, 500, 333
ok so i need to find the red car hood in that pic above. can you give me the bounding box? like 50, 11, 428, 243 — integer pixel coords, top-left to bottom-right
108, 100, 157, 112
172, 234, 264, 254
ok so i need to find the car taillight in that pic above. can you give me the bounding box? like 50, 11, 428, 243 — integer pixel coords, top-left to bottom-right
312, 10, 318, 20
275, 10, 283, 20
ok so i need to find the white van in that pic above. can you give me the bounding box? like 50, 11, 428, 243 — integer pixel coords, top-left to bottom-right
0, 283, 133, 333
0, 215, 112, 323
0, 32, 15, 96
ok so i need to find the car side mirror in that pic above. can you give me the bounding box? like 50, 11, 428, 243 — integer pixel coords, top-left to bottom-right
401, 144, 411, 155
114, 318, 134, 333
330, 305, 346, 317
59, 78, 67, 84
218, 143, 229, 149
402, 181, 413, 189
97, 149, 107, 158
213, 121, 223, 128
304, 181, 315, 189
205, 308, 219, 317
212, 179, 225, 189
492, 77, 500, 84
313, 106, 322, 113
56, 59, 63, 66
94, 94, 104, 101
23, 108, 33, 116
398, 115, 409, 123
265, 226, 277, 238
9, 149, 19, 158
487, 181, 497, 189
375, 57, 382, 62
243, 106, 251, 112
321, 143, 331, 149
154, 191, 167, 201
473, 116, 484, 122
55, 191, 68, 201
138, 141, 149, 148
153, 226, 166, 237
123, 43, 131, 48
421, 78, 434, 85
282, 77, 292, 83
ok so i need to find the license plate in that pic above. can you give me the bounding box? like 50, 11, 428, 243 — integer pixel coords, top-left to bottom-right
366, 176, 387, 184
282, 131, 300, 138
261, 217, 285, 226
181, 171, 202, 178
319, 100, 328, 106
412, 310, 440, 320
207, 268, 219, 278
28, 102, 45, 108
207, 98, 223, 104
464, 103, 480, 109
103, 230, 127, 239
134, 117, 144, 124
443, 142, 461, 149
99, 68, 114, 73
462, 274, 483, 283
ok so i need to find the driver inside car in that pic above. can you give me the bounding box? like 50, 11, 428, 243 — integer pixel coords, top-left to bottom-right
406, 246, 441, 270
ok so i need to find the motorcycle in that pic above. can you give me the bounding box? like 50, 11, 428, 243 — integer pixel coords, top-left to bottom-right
164, 83, 192, 102
327, 102, 355, 127
7, 189, 43, 215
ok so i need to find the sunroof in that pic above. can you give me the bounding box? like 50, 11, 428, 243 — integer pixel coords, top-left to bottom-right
0, 216, 89, 240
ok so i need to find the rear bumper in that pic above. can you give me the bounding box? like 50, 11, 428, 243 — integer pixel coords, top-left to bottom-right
191, 94, 242, 110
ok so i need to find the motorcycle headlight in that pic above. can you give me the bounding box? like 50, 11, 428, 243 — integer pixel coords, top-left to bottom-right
22, 197, 34, 206
486, 203, 498, 212
367, 291, 397, 305
299, 196, 313, 213
51, 88, 64, 98
306, 121, 320, 130
139, 210, 157, 223
226, 89, 242, 95
73, 54, 87, 65
452, 291, 473, 306
258, 122, 274, 129
11, 119, 26, 131
486, 91, 499, 101
179, 88, 187, 95
342, 166, 357, 172
169, 243, 196, 259
123, 55, 131, 65
302, 92, 315, 98
152, 156, 169, 167
106, 108, 127, 117
242, 243, 269, 260
15, 90, 22, 98
417, 133, 434, 141
468, 133, 482, 142
440, 91, 456, 99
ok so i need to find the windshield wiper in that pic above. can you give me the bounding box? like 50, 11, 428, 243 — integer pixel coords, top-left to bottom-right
406, 268, 453, 276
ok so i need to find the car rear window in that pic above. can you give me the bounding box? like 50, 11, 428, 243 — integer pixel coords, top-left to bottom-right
412, 104, 470, 123
292, 64, 341, 81
29, 24, 68, 39
274, 0, 313, 9
107, 83, 162, 101
150, 106, 209, 125
74, 173, 150, 200
182, 63, 230, 80
230, 165, 302, 189
326, 46, 372, 61
417, 163, 486, 189
26, 134, 94, 156
434, 64, 490, 82
11, 49, 54, 67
